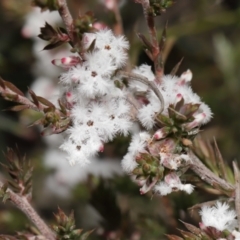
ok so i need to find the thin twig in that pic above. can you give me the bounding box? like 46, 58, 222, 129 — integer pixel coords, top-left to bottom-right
57, 0, 75, 44
233, 161, 240, 230
189, 151, 234, 192
118, 71, 164, 113
140, 0, 163, 83
0, 180, 55, 240
140, 0, 158, 48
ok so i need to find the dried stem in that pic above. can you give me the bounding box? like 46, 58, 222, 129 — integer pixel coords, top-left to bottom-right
140, 0, 163, 83
0, 180, 55, 240
189, 151, 234, 192
118, 70, 164, 113
233, 161, 240, 230
57, 0, 75, 44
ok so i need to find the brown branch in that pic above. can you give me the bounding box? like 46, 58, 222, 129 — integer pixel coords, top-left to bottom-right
140, 0, 163, 83
118, 71, 164, 114
189, 151, 234, 192
57, 0, 75, 44
0, 180, 55, 240
233, 161, 240, 230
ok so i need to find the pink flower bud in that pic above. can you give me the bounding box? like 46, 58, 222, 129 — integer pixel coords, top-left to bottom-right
93, 22, 108, 30
180, 69, 192, 82
52, 56, 81, 68
185, 112, 206, 129
175, 93, 183, 103
177, 69, 192, 86
153, 127, 169, 140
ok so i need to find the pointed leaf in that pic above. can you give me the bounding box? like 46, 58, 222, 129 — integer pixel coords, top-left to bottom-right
38, 22, 57, 41
43, 41, 65, 50
156, 114, 174, 126
180, 221, 202, 235
58, 100, 67, 114
0, 77, 6, 89
213, 138, 227, 181
178, 229, 198, 239
137, 32, 153, 51
7, 105, 29, 112
28, 89, 39, 107
165, 235, 184, 240
86, 39, 96, 52
80, 229, 94, 240
4, 81, 24, 96
168, 107, 187, 122
171, 58, 184, 76
175, 96, 185, 111
36, 96, 55, 108
159, 22, 167, 52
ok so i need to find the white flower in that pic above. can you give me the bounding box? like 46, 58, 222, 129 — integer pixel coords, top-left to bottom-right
199, 201, 237, 231
232, 230, 240, 240
154, 173, 194, 196
135, 68, 212, 129
121, 132, 150, 173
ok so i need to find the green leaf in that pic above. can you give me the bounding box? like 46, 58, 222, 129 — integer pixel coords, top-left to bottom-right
80, 229, 94, 240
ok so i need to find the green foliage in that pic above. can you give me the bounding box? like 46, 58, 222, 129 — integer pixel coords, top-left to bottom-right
1, 147, 33, 199
52, 208, 93, 240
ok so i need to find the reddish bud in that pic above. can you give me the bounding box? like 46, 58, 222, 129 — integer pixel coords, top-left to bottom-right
185, 112, 206, 129
52, 56, 81, 68
153, 127, 169, 140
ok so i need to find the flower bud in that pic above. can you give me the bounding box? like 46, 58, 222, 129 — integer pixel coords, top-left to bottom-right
175, 93, 183, 103
52, 56, 81, 68
185, 112, 206, 130
178, 69, 192, 86
153, 127, 170, 140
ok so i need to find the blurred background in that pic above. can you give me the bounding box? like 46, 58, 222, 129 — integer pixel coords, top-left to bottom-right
0, 0, 240, 239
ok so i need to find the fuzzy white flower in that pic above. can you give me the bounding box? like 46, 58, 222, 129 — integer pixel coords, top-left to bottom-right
121, 132, 151, 173
57, 29, 132, 166
199, 201, 237, 231
154, 173, 194, 196
135, 68, 212, 129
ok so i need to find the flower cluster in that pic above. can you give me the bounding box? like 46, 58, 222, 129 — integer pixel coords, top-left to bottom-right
122, 66, 212, 195
54, 29, 132, 166
52, 28, 213, 196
